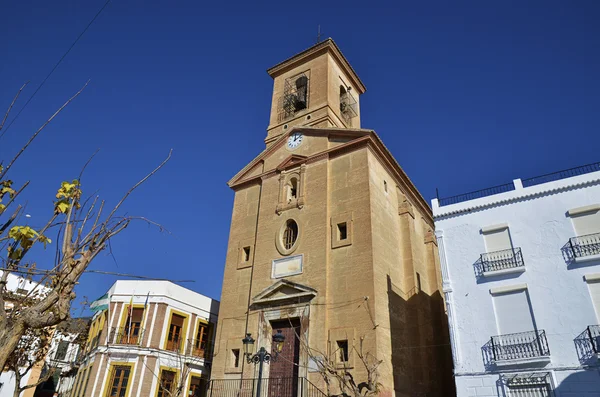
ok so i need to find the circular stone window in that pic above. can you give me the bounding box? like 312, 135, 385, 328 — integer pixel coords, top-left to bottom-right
276, 218, 300, 255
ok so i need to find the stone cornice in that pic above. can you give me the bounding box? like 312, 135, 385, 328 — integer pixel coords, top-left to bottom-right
266, 38, 366, 94
228, 126, 434, 225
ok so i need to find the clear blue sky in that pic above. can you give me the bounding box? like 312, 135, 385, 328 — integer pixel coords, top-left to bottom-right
1, 1, 598, 313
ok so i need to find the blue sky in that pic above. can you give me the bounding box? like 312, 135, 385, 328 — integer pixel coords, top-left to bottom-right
0, 0, 598, 312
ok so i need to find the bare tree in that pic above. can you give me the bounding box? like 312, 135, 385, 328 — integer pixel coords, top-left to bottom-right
292, 315, 382, 397
147, 344, 207, 397
4, 326, 55, 397
0, 83, 171, 372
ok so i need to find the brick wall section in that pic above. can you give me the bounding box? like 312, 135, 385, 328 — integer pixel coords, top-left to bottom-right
138, 356, 158, 397
150, 303, 168, 349
83, 353, 102, 397
141, 302, 156, 347
128, 355, 145, 397
90, 353, 109, 397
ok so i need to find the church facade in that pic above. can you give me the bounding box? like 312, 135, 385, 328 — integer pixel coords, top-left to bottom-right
211, 39, 454, 397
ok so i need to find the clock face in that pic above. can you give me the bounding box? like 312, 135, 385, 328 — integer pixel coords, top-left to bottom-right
287, 132, 303, 149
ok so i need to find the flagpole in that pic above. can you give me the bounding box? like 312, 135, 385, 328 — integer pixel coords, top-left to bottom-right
140, 292, 150, 346
127, 292, 134, 344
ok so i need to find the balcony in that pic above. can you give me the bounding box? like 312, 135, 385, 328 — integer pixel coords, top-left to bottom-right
478, 247, 525, 277
568, 232, 600, 263
110, 326, 143, 345
489, 330, 550, 366
185, 338, 210, 360
586, 325, 600, 359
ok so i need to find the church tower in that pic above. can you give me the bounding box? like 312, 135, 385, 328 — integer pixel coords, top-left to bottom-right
211, 39, 454, 397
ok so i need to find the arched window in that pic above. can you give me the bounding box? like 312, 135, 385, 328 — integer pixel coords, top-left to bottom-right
294, 76, 308, 111
340, 85, 347, 113
283, 220, 298, 250
287, 178, 298, 202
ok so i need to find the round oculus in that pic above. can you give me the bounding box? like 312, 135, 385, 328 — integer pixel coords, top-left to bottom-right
287, 132, 303, 149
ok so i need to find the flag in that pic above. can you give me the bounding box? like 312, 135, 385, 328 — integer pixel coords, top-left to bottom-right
127, 294, 134, 343
90, 293, 109, 312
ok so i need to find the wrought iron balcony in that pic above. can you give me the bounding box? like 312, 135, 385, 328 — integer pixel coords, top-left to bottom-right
586, 325, 600, 354
490, 330, 550, 362
110, 326, 143, 345
568, 232, 600, 259
480, 247, 524, 274
186, 338, 210, 359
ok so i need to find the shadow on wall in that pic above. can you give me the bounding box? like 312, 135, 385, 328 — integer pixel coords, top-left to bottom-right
386, 275, 456, 397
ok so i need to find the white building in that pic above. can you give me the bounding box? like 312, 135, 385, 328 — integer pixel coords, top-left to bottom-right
72, 280, 219, 397
432, 163, 600, 397
0, 271, 49, 397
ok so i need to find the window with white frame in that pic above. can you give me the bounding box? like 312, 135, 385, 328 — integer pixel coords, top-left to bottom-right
567, 205, 600, 259
483, 224, 512, 253
586, 276, 600, 322
493, 288, 535, 335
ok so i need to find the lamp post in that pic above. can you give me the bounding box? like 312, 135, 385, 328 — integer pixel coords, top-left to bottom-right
242, 330, 286, 397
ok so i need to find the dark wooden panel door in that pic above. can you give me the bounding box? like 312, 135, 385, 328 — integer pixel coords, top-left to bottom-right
268, 319, 300, 397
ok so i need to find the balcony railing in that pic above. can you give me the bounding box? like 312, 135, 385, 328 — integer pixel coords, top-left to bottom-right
186, 338, 210, 359
208, 377, 326, 397
586, 325, 600, 354
165, 335, 184, 352
568, 232, 600, 259
480, 247, 524, 273
490, 330, 550, 362
110, 326, 143, 345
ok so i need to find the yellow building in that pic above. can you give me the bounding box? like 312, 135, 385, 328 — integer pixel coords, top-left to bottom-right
210, 39, 454, 397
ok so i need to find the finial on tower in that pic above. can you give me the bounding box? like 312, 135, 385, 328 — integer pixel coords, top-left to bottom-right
317, 25, 322, 44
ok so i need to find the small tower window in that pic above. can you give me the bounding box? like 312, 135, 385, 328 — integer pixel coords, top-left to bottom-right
339, 85, 347, 113
336, 340, 349, 363
283, 220, 299, 250
384, 180, 388, 192
294, 76, 308, 111
287, 178, 298, 202
242, 246, 251, 262
337, 223, 348, 241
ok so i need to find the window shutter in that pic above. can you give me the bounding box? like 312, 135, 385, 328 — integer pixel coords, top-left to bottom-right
484, 228, 512, 252
493, 290, 535, 335
571, 210, 600, 236
588, 280, 600, 322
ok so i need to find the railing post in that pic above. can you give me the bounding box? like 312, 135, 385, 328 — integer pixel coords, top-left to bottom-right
490, 337, 496, 361
569, 238, 577, 259
588, 326, 598, 354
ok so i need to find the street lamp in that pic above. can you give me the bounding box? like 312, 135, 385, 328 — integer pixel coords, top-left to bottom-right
242, 330, 286, 397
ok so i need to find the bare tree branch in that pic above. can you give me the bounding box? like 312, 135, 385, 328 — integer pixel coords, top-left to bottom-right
0, 82, 28, 136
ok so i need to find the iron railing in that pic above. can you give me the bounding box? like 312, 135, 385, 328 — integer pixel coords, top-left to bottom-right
568, 232, 600, 259
110, 326, 144, 345
186, 338, 211, 359
437, 161, 600, 206
586, 325, 600, 354
490, 330, 550, 362
480, 247, 524, 273
438, 182, 515, 207
208, 377, 326, 397
522, 161, 600, 187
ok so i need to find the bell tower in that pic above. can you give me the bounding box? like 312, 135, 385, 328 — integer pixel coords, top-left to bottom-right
265, 38, 367, 146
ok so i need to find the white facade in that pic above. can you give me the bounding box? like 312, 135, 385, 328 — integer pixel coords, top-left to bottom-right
432, 167, 600, 397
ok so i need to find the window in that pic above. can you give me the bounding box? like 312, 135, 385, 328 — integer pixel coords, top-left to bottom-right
189, 376, 206, 397
242, 247, 250, 262
384, 180, 387, 192
336, 340, 349, 363
587, 277, 600, 322
416, 273, 422, 293
193, 322, 210, 357
339, 85, 347, 113
294, 76, 308, 111
483, 225, 512, 253
54, 340, 69, 361
122, 307, 143, 344
158, 370, 176, 397
232, 349, 240, 368
492, 288, 535, 335
15, 288, 27, 295
337, 223, 348, 241
167, 314, 185, 352
287, 178, 298, 202
106, 365, 131, 397
283, 220, 298, 250
570, 206, 600, 236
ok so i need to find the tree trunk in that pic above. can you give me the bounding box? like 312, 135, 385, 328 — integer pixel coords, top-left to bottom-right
0, 321, 25, 373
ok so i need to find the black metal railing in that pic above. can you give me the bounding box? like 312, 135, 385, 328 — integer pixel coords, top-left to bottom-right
185, 338, 212, 359
208, 377, 326, 397
438, 182, 515, 207
586, 325, 600, 354
490, 330, 550, 362
522, 161, 600, 187
480, 247, 524, 273
568, 232, 600, 259
110, 326, 144, 345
